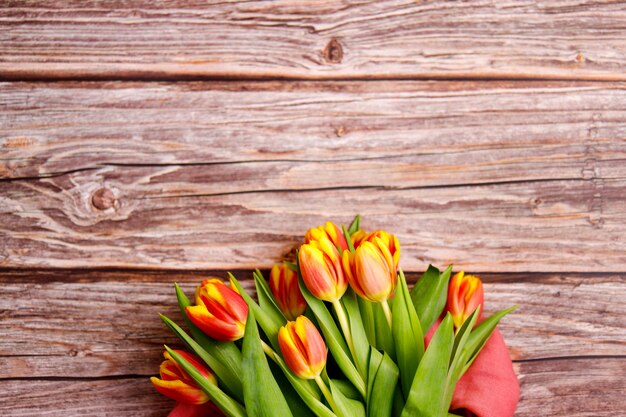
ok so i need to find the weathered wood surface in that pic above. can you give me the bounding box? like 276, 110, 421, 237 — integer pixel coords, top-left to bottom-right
0, 378, 172, 417
2, 81, 626, 179
2, 1, 626, 415
2, 81, 626, 271
2, 1, 626, 81
2, 358, 624, 417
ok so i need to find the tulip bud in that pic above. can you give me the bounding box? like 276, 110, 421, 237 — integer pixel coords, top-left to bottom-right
349, 229, 368, 249
269, 263, 307, 320
186, 278, 248, 342
298, 237, 348, 302
278, 316, 327, 380
359, 230, 400, 267
305, 221, 349, 252
447, 271, 484, 329
151, 350, 217, 405
342, 233, 399, 302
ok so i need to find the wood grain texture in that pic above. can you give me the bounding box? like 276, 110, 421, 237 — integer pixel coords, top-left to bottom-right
0, 378, 172, 417
2, 81, 626, 271
2, 1, 625, 415
3, 170, 626, 272
0, 355, 623, 417
0, 271, 623, 379
2, 80, 626, 179
1, 1, 626, 80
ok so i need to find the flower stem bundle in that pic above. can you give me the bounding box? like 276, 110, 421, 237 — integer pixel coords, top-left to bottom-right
153, 215, 519, 417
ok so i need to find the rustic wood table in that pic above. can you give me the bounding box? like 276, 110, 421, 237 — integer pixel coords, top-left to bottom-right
1, 1, 625, 416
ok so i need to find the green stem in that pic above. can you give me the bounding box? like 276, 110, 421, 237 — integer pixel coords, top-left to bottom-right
314, 375, 339, 415
381, 299, 392, 329
332, 299, 357, 362
261, 340, 275, 359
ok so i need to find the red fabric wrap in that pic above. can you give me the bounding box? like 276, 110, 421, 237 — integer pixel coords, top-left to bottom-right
426, 321, 520, 417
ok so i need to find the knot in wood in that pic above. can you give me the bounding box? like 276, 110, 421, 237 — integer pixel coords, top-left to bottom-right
324, 39, 343, 64
91, 187, 116, 211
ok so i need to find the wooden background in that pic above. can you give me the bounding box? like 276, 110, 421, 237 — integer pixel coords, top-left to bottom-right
1, 1, 625, 416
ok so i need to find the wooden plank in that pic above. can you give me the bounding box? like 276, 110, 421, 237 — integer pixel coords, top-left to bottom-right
0, 358, 624, 416
2, 173, 626, 271
0, 377, 171, 417
514, 358, 626, 416
1, 1, 626, 80
2, 81, 625, 271
2, 81, 626, 179
0, 271, 623, 379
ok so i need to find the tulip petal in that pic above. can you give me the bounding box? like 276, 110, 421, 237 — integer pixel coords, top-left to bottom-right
151, 377, 209, 405
186, 305, 245, 342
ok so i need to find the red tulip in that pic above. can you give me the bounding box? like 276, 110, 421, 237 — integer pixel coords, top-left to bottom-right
298, 237, 347, 302
186, 279, 248, 342
342, 231, 400, 302
278, 316, 327, 379
305, 221, 349, 252
269, 263, 307, 320
151, 350, 216, 405
447, 271, 484, 329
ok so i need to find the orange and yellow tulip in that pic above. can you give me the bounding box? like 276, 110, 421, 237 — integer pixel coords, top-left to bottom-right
357, 230, 400, 264
151, 350, 216, 405
269, 263, 307, 321
186, 279, 248, 342
447, 271, 484, 329
298, 237, 347, 302
278, 316, 327, 380
342, 231, 400, 302
349, 229, 369, 249
305, 221, 349, 252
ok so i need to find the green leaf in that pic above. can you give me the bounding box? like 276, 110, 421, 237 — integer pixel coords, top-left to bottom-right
347, 214, 361, 236
164, 345, 247, 417
441, 308, 481, 411
253, 269, 287, 323
268, 361, 317, 417
392, 386, 405, 417
372, 302, 395, 360
366, 349, 399, 417
298, 277, 366, 398
331, 379, 361, 401
410, 265, 452, 332
264, 348, 334, 417
401, 314, 454, 417
330, 379, 366, 417
462, 305, 517, 373
340, 289, 371, 378
229, 273, 282, 350
242, 309, 293, 417
392, 269, 424, 398
357, 297, 377, 347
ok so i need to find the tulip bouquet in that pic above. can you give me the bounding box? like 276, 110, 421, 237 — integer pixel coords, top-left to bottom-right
152, 216, 520, 417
